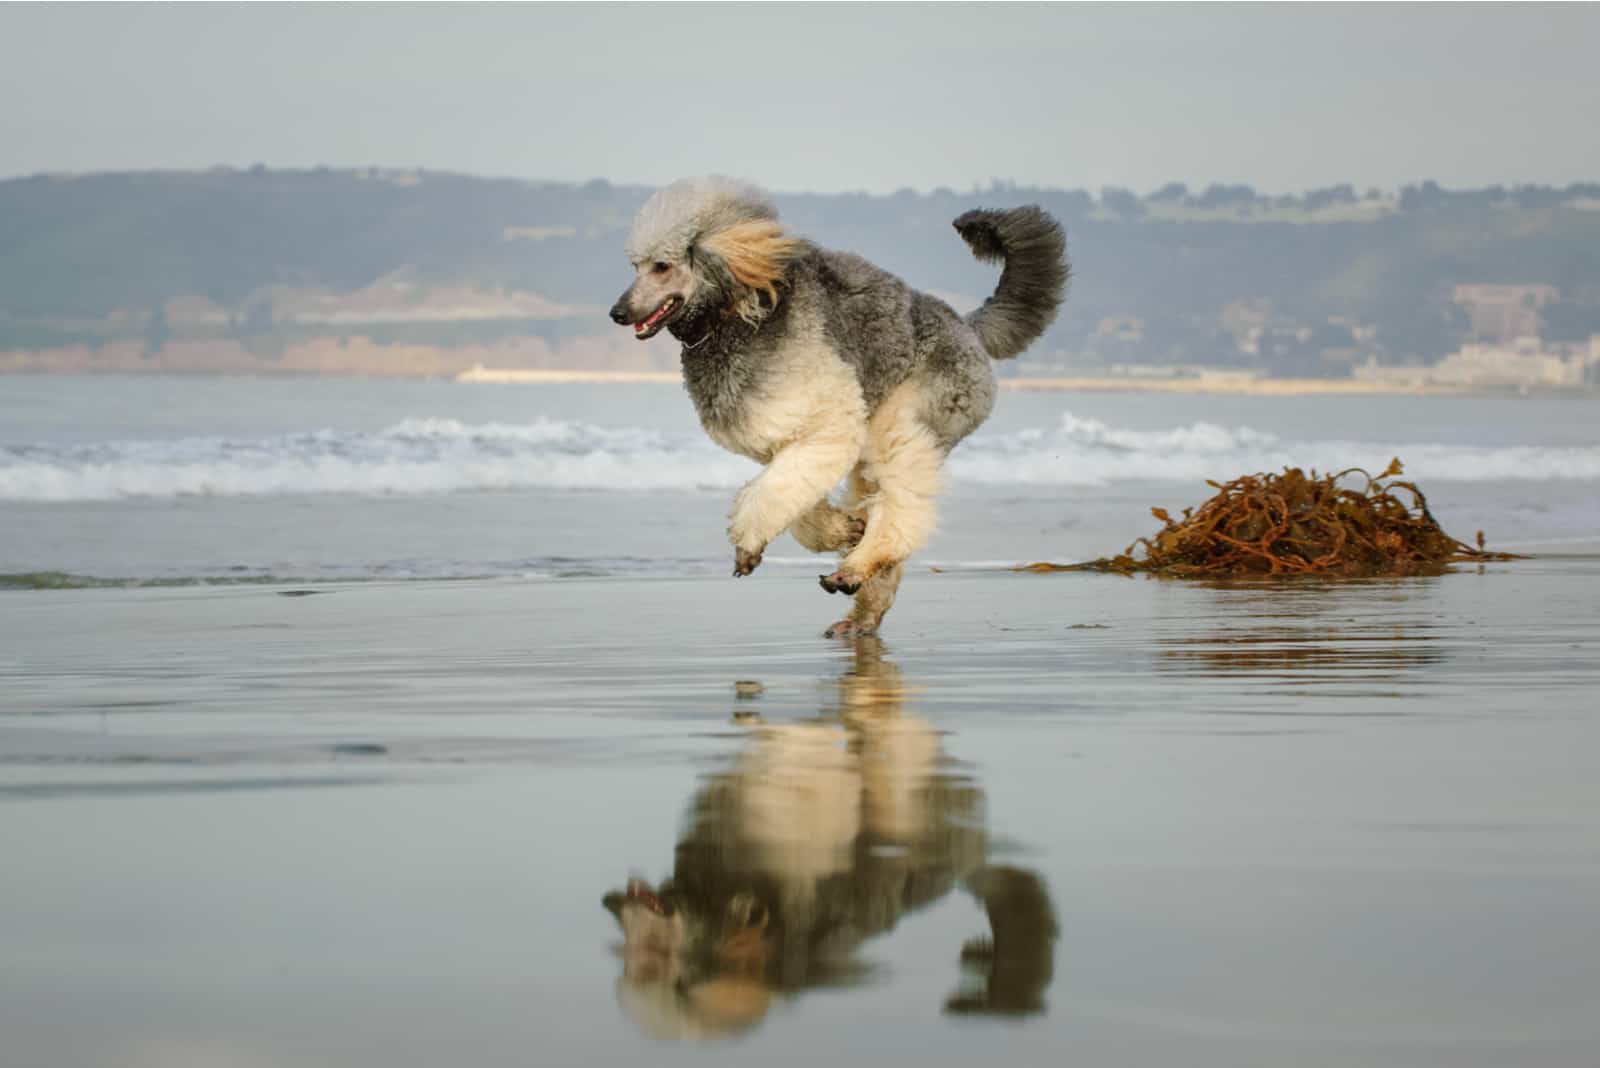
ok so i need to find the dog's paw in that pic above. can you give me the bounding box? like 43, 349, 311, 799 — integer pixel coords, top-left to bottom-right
844, 514, 867, 547
823, 618, 875, 639
959, 936, 996, 962
818, 569, 862, 595
733, 546, 764, 577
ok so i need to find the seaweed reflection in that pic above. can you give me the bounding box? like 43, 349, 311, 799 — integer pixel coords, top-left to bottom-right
1156, 624, 1446, 676
601, 640, 1058, 1039
1154, 584, 1447, 683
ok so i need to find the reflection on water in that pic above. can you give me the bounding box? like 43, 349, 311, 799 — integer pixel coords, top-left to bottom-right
1153, 581, 1449, 690
601, 640, 1058, 1039
1157, 625, 1445, 676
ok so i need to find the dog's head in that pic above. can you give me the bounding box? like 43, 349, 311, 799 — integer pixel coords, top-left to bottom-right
609, 176, 809, 340
601, 876, 775, 1040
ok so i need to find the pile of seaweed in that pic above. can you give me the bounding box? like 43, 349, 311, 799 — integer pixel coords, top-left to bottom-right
1020, 459, 1520, 577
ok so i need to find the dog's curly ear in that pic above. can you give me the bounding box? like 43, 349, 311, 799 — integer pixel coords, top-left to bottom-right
699, 221, 808, 317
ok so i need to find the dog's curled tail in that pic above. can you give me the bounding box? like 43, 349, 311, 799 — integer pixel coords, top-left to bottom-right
953, 206, 1069, 361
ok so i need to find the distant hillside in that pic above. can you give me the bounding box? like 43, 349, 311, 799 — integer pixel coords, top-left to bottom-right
3, 167, 1599, 378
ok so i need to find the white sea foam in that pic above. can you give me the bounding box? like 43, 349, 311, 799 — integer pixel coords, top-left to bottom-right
952, 413, 1600, 485
0, 417, 749, 501
4, 412, 1599, 502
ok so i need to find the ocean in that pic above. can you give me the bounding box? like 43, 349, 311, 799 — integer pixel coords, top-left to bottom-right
4, 374, 1599, 1065
3, 375, 1598, 586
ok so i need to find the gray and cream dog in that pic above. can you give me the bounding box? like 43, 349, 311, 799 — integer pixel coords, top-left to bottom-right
609, 177, 1068, 635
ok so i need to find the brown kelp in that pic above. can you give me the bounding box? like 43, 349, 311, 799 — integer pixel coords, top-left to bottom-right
1019, 459, 1520, 577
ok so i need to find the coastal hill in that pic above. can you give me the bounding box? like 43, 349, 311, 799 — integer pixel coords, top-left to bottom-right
3, 168, 1598, 383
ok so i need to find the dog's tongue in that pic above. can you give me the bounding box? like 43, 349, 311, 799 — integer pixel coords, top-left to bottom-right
636, 300, 674, 335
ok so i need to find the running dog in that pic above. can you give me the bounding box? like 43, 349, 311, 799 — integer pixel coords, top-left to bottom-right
609, 178, 1068, 635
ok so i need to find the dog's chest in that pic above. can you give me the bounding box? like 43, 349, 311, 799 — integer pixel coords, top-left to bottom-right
697, 378, 813, 464
684, 340, 861, 463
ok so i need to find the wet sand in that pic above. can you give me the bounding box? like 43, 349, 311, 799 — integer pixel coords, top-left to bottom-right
3, 560, 1598, 1066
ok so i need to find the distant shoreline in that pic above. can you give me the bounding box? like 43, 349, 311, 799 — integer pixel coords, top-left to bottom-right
999, 375, 1480, 396
455, 366, 1491, 396
1, 364, 1587, 396
454, 366, 682, 385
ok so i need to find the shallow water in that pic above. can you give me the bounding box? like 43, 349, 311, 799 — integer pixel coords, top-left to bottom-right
5, 377, 1599, 1062
4, 377, 1599, 588
3, 559, 1598, 1065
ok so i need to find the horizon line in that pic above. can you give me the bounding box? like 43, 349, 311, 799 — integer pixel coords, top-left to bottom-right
6, 165, 1600, 201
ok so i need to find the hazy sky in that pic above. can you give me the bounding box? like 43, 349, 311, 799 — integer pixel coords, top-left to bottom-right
3, 4, 1597, 194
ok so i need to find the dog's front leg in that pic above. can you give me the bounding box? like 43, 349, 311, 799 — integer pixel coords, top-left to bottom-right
728, 418, 863, 577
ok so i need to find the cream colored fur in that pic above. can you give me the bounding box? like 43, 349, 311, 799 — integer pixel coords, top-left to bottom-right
789, 498, 862, 554
840, 380, 944, 581
727, 373, 943, 632
713, 338, 867, 556
847, 562, 902, 632
729, 684, 943, 890
734, 724, 862, 888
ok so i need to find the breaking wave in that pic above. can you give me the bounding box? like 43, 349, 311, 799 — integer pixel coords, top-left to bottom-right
4, 413, 1600, 502
0, 418, 748, 501
952, 414, 1600, 485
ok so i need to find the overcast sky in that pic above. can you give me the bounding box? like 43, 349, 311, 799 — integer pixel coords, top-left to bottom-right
2, 4, 1596, 195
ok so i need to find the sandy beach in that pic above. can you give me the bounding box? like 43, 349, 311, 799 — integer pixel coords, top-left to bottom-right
3, 557, 1598, 1066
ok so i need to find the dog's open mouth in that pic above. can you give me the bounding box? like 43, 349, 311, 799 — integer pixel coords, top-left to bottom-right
604, 877, 674, 917
634, 297, 683, 340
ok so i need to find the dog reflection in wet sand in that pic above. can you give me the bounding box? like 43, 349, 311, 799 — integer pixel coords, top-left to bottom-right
602, 641, 1058, 1039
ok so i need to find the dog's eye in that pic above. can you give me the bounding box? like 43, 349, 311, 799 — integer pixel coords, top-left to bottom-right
652, 261, 670, 275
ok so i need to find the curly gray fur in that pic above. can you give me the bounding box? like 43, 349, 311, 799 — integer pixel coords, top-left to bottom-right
614, 180, 1069, 454
624, 176, 777, 265
953, 206, 1070, 360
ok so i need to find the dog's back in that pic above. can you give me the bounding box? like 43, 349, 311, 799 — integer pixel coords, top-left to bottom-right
790, 209, 1066, 444
798, 249, 923, 411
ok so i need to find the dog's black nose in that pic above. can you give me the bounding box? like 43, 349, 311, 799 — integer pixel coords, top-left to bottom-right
608, 302, 632, 325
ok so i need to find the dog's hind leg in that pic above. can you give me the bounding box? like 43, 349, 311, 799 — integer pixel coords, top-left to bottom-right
824, 562, 902, 638
790, 499, 866, 554
821, 382, 943, 596
824, 468, 900, 635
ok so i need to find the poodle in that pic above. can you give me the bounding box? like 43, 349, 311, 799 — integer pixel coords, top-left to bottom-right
609, 177, 1068, 635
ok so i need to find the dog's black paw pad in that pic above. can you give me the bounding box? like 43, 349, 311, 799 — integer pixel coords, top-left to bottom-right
819, 572, 862, 596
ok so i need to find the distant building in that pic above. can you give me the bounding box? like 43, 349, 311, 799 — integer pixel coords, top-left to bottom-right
1061, 314, 1148, 371
1355, 335, 1599, 389
1452, 284, 1561, 343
